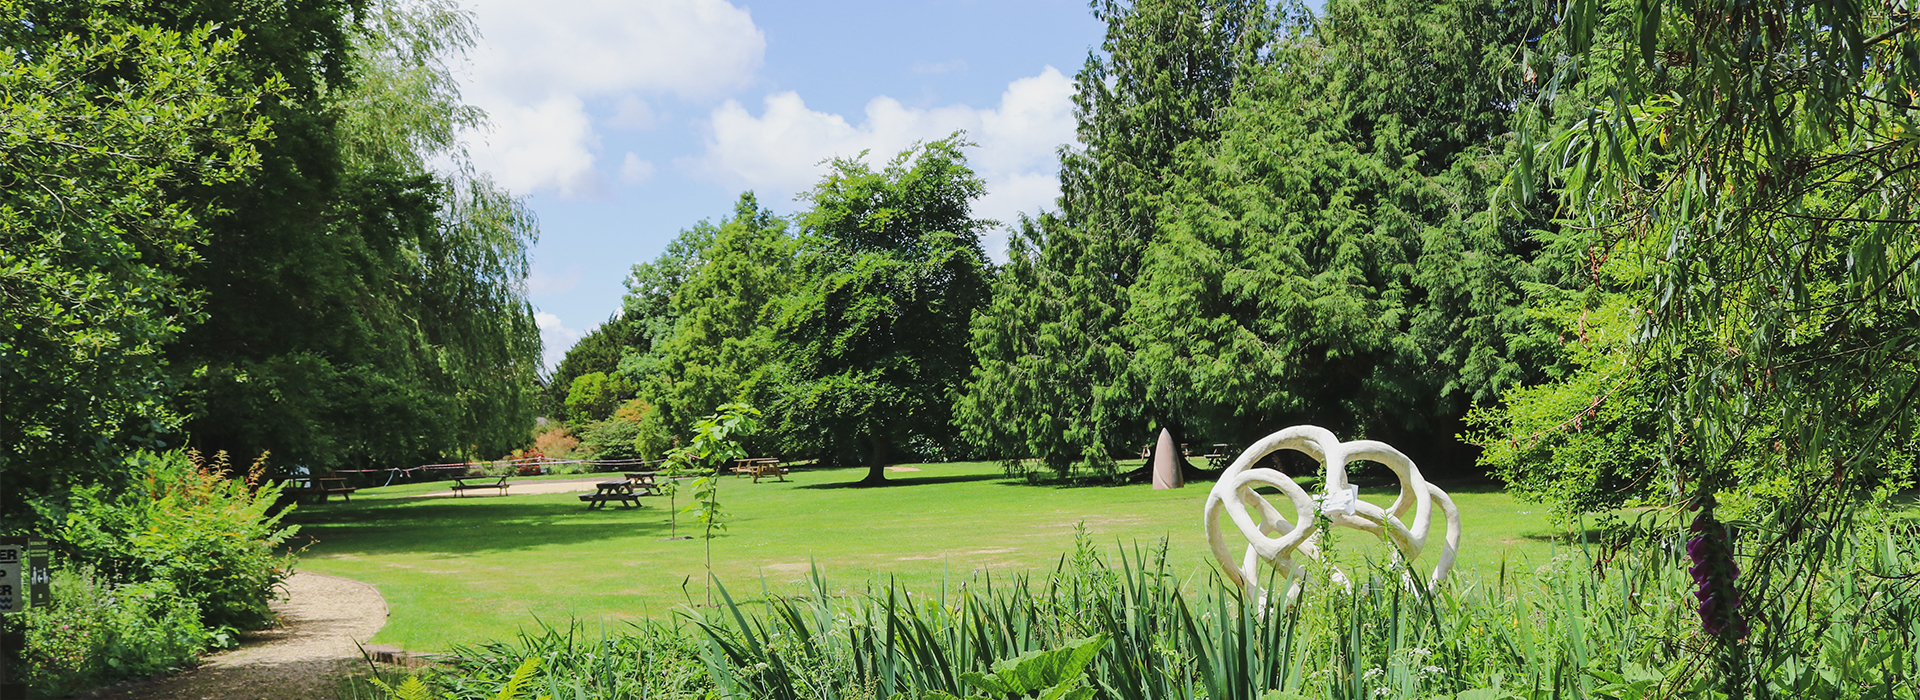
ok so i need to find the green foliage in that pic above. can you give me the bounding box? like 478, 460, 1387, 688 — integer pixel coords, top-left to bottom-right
1466, 295, 1668, 517
962, 0, 1563, 479
948, 635, 1106, 700
58, 450, 297, 631
770, 137, 992, 480
961, 0, 1272, 480
627, 194, 795, 444
665, 402, 760, 601
0, 0, 273, 524
1496, 3, 1920, 688
542, 316, 648, 419
381, 520, 1917, 700
1122, 0, 1567, 466
1516, 1, 1920, 503
172, 0, 543, 471
8, 567, 210, 698
564, 372, 635, 424
355, 621, 713, 700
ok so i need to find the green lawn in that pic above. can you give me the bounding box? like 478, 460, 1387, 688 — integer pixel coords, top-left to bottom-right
285, 462, 1578, 652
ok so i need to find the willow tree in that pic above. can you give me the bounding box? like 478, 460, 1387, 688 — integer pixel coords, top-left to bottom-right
1493, 0, 1920, 691
171, 0, 542, 469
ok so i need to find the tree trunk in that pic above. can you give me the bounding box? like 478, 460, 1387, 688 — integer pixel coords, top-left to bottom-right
858, 431, 891, 485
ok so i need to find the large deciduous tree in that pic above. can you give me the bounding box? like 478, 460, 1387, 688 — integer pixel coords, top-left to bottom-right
0, 3, 272, 523
772, 138, 992, 484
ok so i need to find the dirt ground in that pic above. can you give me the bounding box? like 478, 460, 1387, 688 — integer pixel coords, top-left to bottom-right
74, 572, 389, 700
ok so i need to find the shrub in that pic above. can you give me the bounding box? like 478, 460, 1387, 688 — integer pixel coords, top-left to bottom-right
7, 566, 209, 698
530, 428, 580, 461
578, 418, 643, 461
58, 449, 298, 631
576, 399, 675, 464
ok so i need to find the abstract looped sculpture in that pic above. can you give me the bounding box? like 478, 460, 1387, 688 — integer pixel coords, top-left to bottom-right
1203, 425, 1462, 603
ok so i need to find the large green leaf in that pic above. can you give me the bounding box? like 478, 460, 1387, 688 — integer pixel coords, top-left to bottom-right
959, 635, 1108, 696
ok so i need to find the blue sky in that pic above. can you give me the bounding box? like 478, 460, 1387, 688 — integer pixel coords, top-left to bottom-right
451, 0, 1108, 369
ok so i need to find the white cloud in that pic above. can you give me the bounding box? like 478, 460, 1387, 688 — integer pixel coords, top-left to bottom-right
688, 66, 1078, 257
536, 312, 587, 371
473, 94, 602, 196
620, 153, 657, 184
528, 264, 584, 295
460, 0, 765, 196
609, 96, 658, 130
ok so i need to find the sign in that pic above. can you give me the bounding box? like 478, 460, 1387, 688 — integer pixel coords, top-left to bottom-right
0, 538, 46, 613
0, 541, 20, 613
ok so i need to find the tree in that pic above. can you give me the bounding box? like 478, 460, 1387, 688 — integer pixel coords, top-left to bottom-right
167, 0, 543, 470
1492, 0, 1920, 689
959, 0, 1276, 480
665, 403, 759, 605
543, 316, 647, 419
772, 137, 992, 484
0, 2, 272, 525
1120, 0, 1563, 470
563, 372, 635, 424
631, 194, 794, 444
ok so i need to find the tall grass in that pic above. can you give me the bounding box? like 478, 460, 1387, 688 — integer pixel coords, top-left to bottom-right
360, 518, 1918, 700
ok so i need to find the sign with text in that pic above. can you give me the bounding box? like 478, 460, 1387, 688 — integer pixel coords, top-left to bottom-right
0, 537, 46, 613
0, 541, 20, 613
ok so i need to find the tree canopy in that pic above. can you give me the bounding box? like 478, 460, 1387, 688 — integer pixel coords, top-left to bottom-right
767, 138, 993, 482
4, 0, 543, 524
957, 0, 1573, 480
1, 2, 272, 517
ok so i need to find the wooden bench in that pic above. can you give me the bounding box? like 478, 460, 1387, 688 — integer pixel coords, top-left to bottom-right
285, 477, 357, 503
450, 474, 511, 496
579, 481, 640, 509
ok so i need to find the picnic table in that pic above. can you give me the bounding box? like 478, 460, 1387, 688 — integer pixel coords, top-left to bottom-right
1199, 443, 1237, 469
623, 472, 662, 495
284, 477, 356, 503
449, 474, 511, 496
578, 481, 640, 509
730, 458, 786, 483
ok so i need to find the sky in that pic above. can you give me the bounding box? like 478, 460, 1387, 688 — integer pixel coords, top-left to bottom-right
449, 0, 1109, 369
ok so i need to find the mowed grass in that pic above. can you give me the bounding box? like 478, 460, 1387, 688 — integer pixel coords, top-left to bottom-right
285, 461, 1579, 652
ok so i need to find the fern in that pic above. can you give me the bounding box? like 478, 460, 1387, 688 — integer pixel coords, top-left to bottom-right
367, 674, 435, 700
491, 656, 547, 700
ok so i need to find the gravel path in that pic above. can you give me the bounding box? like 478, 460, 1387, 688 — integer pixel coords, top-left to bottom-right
76, 572, 390, 700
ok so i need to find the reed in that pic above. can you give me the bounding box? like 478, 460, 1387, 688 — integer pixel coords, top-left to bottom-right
359, 517, 1919, 699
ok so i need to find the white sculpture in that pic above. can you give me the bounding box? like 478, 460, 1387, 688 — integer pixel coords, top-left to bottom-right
1203, 425, 1462, 603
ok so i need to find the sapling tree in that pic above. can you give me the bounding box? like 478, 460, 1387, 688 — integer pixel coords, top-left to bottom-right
656, 462, 690, 541
663, 402, 760, 604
